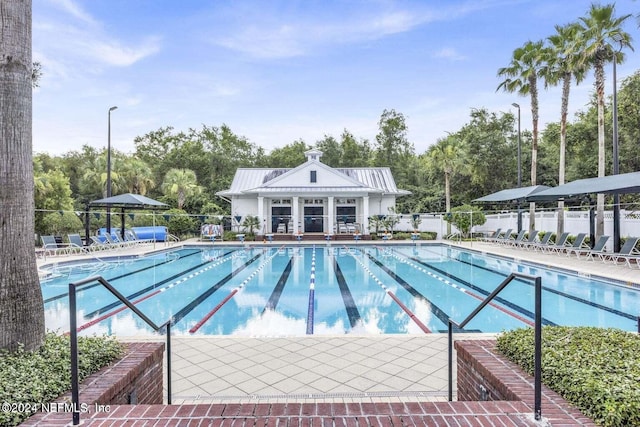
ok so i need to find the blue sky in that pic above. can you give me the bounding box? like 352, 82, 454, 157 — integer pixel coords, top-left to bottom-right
33, 0, 640, 156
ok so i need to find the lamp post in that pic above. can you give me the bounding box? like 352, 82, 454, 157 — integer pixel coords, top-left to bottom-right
106, 106, 118, 233
512, 102, 522, 232
612, 36, 623, 253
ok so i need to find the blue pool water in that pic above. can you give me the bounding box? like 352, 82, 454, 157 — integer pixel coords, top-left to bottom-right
39, 245, 640, 336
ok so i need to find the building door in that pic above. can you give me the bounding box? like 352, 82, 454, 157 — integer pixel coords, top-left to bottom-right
304, 206, 324, 233
271, 207, 291, 233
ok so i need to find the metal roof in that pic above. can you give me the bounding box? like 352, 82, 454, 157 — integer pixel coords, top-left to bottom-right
217, 165, 409, 196
473, 185, 551, 203
526, 171, 640, 201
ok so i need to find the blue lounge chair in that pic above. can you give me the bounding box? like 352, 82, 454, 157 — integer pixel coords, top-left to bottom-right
514, 230, 539, 249
551, 233, 587, 255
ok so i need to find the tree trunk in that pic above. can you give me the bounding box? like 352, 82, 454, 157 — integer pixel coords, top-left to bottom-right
0, 0, 45, 352
595, 60, 606, 238
529, 74, 539, 231
557, 74, 571, 236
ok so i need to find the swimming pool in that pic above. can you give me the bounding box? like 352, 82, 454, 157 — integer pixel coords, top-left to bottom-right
39, 244, 640, 336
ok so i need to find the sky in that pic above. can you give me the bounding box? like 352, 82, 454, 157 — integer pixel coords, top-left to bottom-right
33, 0, 640, 156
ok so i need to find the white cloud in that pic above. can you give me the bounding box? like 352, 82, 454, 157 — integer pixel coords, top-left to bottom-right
433, 47, 466, 61
84, 37, 162, 67
48, 0, 96, 25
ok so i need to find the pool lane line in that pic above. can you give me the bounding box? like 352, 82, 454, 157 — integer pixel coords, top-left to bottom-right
44, 248, 204, 304
83, 250, 235, 318
191, 246, 287, 333
414, 245, 637, 322
306, 246, 317, 334
447, 251, 639, 322
263, 250, 295, 314
170, 252, 264, 326
381, 247, 556, 326
333, 257, 361, 329
378, 247, 537, 328
345, 247, 431, 333
75, 251, 236, 332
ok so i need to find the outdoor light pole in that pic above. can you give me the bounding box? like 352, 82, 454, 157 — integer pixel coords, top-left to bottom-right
512, 102, 522, 232
612, 36, 623, 253
106, 106, 118, 233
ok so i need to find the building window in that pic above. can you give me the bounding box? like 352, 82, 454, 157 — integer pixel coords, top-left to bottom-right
310, 170, 317, 183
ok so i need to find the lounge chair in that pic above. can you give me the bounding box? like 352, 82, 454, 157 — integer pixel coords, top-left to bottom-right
504, 230, 527, 247
600, 237, 640, 267
551, 233, 587, 255
125, 229, 155, 245
491, 229, 513, 245
525, 232, 553, 251
40, 235, 70, 256
515, 230, 540, 249
89, 235, 111, 251
568, 235, 609, 260
104, 233, 130, 248
67, 233, 91, 253
481, 228, 502, 242
541, 232, 570, 254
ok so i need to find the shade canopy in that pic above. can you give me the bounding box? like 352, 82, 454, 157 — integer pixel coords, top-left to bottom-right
473, 185, 551, 203
526, 171, 640, 202
89, 193, 168, 209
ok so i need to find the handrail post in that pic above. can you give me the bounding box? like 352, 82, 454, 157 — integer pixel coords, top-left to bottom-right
448, 320, 453, 401
68, 283, 80, 426
166, 322, 172, 404
534, 276, 542, 421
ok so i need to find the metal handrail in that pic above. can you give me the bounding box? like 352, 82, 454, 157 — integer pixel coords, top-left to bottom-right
68, 275, 173, 425
447, 272, 542, 421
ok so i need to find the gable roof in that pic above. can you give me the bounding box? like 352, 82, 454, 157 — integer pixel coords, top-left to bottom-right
217, 161, 409, 197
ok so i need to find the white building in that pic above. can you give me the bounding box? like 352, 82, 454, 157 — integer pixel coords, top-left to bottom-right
216, 149, 410, 236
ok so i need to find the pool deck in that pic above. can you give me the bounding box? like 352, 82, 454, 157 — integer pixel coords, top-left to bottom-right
34, 237, 639, 425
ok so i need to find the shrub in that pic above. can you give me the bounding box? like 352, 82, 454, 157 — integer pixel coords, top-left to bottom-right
0, 333, 123, 426
496, 326, 640, 427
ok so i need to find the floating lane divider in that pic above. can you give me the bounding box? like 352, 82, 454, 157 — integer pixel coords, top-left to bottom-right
306, 246, 316, 334
189, 246, 285, 333
380, 246, 538, 328
74, 251, 235, 333
345, 246, 430, 333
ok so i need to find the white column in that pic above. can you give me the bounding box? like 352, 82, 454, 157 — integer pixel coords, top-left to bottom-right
327, 196, 334, 234
362, 196, 370, 235
292, 196, 300, 234
257, 196, 265, 234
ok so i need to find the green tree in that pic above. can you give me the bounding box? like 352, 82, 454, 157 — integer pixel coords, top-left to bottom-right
242, 215, 261, 237
444, 204, 487, 238
262, 139, 309, 168
161, 168, 202, 210
120, 157, 154, 195
497, 40, 548, 230
340, 130, 371, 167
374, 109, 415, 186
578, 3, 632, 237
543, 22, 588, 236
0, 0, 45, 352
34, 169, 75, 236
425, 135, 464, 235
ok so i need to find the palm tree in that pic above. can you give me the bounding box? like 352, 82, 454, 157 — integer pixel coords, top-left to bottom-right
121, 158, 155, 195
577, 3, 632, 237
542, 22, 588, 236
161, 168, 202, 210
497, 40, 548, 231
426, 136, 463, 235
0, 0, 45, 351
